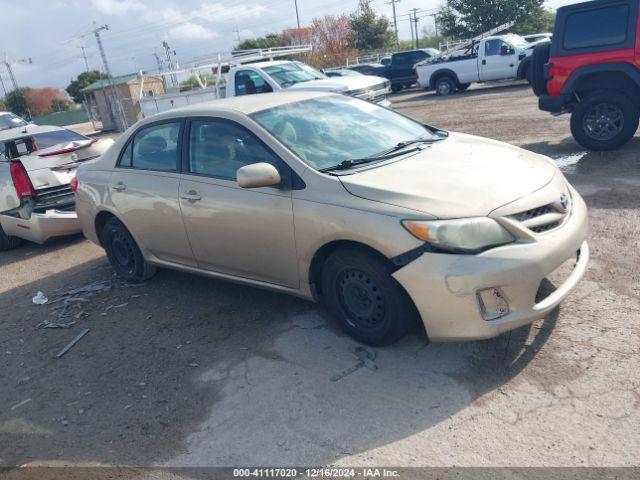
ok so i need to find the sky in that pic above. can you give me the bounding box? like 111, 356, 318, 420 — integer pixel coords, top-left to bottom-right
0, 0, 580, 92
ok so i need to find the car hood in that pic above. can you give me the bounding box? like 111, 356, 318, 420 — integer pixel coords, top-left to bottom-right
287, 75, 388, 93
338, 132, 558, 218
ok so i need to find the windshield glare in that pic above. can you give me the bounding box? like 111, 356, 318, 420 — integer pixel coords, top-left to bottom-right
263, 62, 325, 87
251, 96, 439, 171
0, 113, 28, 131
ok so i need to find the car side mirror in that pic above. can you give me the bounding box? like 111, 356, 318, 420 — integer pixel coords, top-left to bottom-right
500, 45, 509, 56
237, 162, 281, 188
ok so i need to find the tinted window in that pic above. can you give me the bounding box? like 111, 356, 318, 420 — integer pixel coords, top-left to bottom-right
485, 39, 508, 56
33, 129, 88, 149
234, 70, 273, 96
188, 119, 280, 180
392, 53, 411, 67
411, 51, 429, 64
125, 122, 180, 171
564, 5, 628, 50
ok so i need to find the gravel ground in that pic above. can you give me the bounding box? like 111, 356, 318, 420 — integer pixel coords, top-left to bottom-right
0, 82, 638, 470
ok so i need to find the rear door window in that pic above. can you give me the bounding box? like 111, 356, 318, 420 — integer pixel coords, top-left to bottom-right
563, 4, 629, 50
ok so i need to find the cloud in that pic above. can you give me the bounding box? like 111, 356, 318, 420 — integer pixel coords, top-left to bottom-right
90, 0, 145, 15
168, 23, 218, 40
193, 3, 268, 22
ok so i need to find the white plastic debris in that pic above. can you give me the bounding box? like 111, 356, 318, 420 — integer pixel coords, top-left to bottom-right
32, 291, 48, 305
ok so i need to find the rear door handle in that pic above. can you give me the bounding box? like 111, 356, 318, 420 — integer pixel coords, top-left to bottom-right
110, 182, 126, 191
180, 190, 202, 201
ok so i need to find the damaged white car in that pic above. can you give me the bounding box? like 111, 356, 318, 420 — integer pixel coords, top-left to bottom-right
0, 113, 112, 250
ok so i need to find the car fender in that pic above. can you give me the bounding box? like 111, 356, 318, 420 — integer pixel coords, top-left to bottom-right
560, 62, 640, 95
428, 68, 461, 88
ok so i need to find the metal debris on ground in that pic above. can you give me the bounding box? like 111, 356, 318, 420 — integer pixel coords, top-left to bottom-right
32, 291, 48, 305
11, 398, 32, 410
55, 329, 90, 359
330, 346, 378, 382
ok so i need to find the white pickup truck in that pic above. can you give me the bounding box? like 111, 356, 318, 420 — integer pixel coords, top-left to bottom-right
140, 60, 391, 117
416, 34, 539, 96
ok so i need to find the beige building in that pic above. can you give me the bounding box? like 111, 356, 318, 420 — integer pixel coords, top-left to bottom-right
81, 74, 165, 131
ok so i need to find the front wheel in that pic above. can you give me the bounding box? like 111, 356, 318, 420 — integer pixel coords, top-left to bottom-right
390, 84, 402, 93
435, 76, 456, 96
570, 91, 639, 151
102, 217, 156, 283
321, 248, 416, 346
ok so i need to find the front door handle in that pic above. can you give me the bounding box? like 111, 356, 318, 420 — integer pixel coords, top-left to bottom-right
110, 182, 126, 191
180, 190, 202, 201
482, 59, 486, 65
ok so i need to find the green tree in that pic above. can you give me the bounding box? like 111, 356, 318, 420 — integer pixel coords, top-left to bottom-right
0, 98, 6, 111
348, 3, 394, 51
51, 98, 74, 112
5, 88, 31, 118
235, 33, 282, 50
437, 0, 552, 39
180, 74, 216, 89
65, 70, 109, 103
513, 9, 555, 35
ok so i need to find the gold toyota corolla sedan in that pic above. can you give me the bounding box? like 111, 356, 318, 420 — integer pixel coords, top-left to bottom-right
74, 91, 589, 346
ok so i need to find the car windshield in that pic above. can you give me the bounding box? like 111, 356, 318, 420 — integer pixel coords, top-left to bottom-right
0, 113, 29, 131
251, 95, 441, 171
262, 62, 325, 87
505, 34, 528, 48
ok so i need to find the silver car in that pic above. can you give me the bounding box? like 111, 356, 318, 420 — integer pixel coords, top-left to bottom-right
0, 113, 112, 250
75, 92, 589, 345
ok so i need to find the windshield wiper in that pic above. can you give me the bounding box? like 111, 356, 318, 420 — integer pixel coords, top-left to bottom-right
320, 138, 443, 172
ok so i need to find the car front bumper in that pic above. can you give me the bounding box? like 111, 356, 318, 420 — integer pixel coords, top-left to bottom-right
392, 191, 589, 341
0, 209, 81, 244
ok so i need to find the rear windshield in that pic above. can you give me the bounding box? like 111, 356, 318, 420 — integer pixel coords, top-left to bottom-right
33, 129, 89, 149
0, 113, 29, 131
563, 4, 629, 50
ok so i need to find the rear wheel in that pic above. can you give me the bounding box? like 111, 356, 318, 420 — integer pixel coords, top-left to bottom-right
570, 90, 639, 151
0, 225, 22, 251
102, 217, 156, 283
391, 84, 403, 93
321, 248, 416, 346
435, 76, 456, 96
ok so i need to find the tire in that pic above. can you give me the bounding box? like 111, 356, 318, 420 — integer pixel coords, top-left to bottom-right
0, 224, 22, 251
531, 42, 550, 96
435, 76, 456, 96
321, 248, 416, 346
390, 84, 402, 93
457, 83, 471, 91
101, 217, 156, 283
570, 90, 639, 151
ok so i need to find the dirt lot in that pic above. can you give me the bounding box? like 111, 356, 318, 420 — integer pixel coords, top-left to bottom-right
0, 82, 638, 469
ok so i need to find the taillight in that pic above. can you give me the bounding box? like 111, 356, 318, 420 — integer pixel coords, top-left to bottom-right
10, 162, 36, 198
70, 176, 78, 192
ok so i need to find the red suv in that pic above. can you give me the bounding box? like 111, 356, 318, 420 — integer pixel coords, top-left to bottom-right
532, 0, 639, 150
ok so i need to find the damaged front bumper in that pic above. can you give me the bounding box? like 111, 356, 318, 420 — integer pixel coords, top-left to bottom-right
392, 191, 589, 342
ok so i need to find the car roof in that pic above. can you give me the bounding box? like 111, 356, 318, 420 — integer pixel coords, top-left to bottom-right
0, 124, 66, 141
150, 91, 335, 120
242, 59, 298, 69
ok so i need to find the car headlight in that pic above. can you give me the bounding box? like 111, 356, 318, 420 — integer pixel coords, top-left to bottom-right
402, 218, 515, 254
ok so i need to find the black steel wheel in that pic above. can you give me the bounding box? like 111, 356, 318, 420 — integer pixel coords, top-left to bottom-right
0, 224, 22, 251
102, 217, 156, 283
435, 76, 456, 96
321, 248, 417, 346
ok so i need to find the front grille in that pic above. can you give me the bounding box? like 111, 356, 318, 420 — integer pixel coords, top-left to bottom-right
509, 198, 569, 235
33, 184, 75, 213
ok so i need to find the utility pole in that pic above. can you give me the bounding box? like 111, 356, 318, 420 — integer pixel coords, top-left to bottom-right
411, 8, 420, 48
152, 51, 166, 90
430, 13, 439, 37
93, 23, 127, 131
293, 0, 301, 30
78, 45, 90, 72
162, 41, 178, 88
2, 55, 32, 91
387, 0, 400, 50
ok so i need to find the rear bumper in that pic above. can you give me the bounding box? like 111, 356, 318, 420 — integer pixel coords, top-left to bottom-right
539, 94, 570, 113
0, 209, 81, 244
393, 191, 589, 341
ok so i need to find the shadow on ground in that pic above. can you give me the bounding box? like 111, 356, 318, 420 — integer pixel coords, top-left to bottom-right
0, 253, 564, 466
